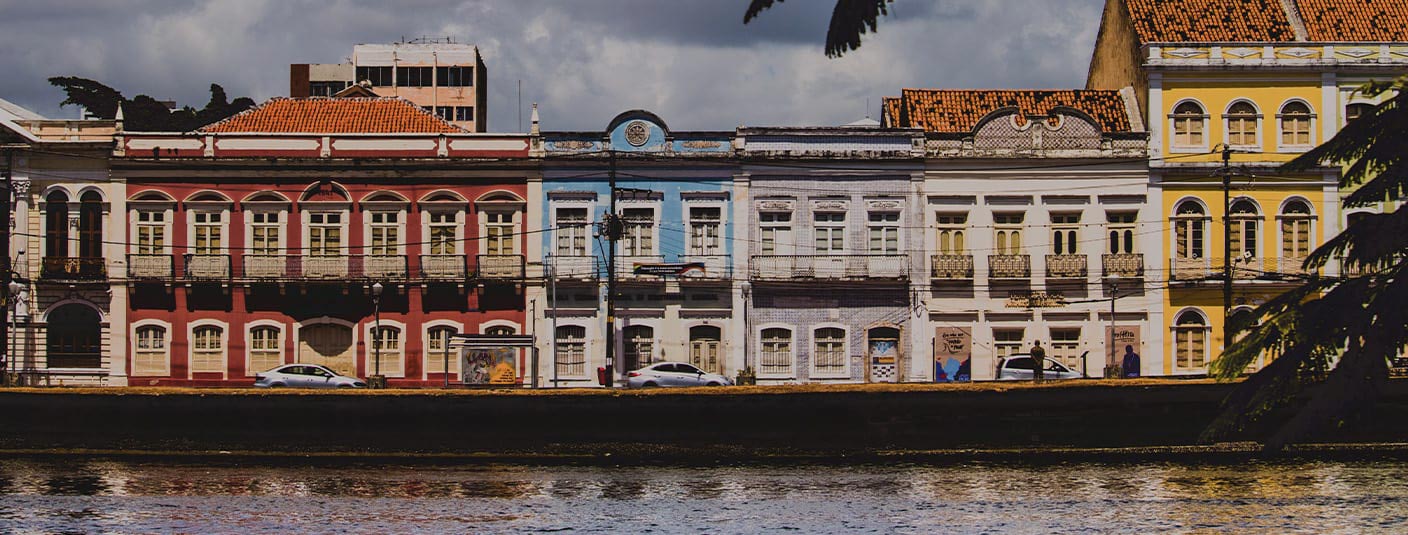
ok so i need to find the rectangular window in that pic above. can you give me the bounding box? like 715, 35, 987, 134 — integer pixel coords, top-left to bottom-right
555, 208, 589, 256
372, 327, 402, 375
760, 212, 792, 256
555, 326, 587, 378
134, 326, 166, 375
428, 212, 457, 255
622, 208, 654, 256
251, 212, 280, 255
193, 212, 222, 255
868, 212, 899, 254
1107, 213, 1136, 255
1051, 214, 1079, 255
369, 212, 400, 256
425, 327, 459, 374
191, 326, 223, 373
309, 212, 343, 255
249, 327, 281, 374
814, 212, 846, 254
1281, 217, 1311, 259
309, 81, 350, 97
994, 214, 1024, 255
1175, 218, 1205, 259
936, 214, 967, 254
354, 66, 393, 87
395, 66, 433, 87
485, 212, 515, 255
994, 329, 1024, 359
1230, 219, 1258, 259
455, 107, 474, 122
688, 207, 721, 256
435, 66, 474, 87
813, 328, 847, 376
136, 210, 165, 255
1176, 327, 1206, 368
760, 329, 793, 376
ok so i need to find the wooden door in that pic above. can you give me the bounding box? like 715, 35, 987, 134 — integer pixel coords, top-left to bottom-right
299, 324, 354, 376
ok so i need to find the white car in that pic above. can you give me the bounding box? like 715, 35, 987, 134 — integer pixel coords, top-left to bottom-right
254, 364, 367, 388
995, 354, 1084, 381
626, 362, 733, 388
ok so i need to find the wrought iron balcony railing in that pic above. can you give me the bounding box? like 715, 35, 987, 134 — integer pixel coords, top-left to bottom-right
988, 254, 1031, 279
184, 254, 231, 281
476, 254, 525, 280
419, 254, 467, 281
42, 257, 107, 281
1045, 254, 1088, 279
1101, 253, 1144, 278
127, 254, 174, 280
930, 254, 974, 280
550, 255, 599, 280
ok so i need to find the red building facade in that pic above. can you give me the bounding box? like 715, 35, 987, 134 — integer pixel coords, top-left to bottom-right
113, 98, 534, 387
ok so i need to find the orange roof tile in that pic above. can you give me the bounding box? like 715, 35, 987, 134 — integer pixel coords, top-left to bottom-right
886, 89, 1134, 133
1297, 0, 1408, 41
1123, 0, 1296, 43
200, 97, 464, 134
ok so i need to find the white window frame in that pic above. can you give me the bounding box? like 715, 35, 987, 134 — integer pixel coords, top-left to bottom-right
1050, 213, 1080, 255
1168, 98, 1210, 153
810, 324, 850, 379
363, 206, 407, 257
993, 213, 1025, 255
759, 211, 793, 256
1222, 99, 1263, 150
555, 324, 589, 379
1171, 199, 1209, 261
130, 204, 173, 256
187, 207, 230, 256
757, 324, 796, 379
1276, 98, 1316, 153
1229, 198, 1263, 261
619, 204, 658, 257
479, 319, 522, 335
423, 320, 465, 377
476, 194, 526, 258
867, 211, 900, 255
935, 213, 968, 254
1106, 212, 1137, 255
364, 318, 407, 378
247, 209, 286, 256
188, 320, 229, 375
622, 323, 658, 369
552, 205, 592, 257
246, 320, 286, 376
131, 319, 171, 377
686, 204, 724, 257
993, 328, 1025, 360
813, 211, 847, 255
1277, 197, 1316, 261
303, 207, 350, 256
1172, 308, 1211, 371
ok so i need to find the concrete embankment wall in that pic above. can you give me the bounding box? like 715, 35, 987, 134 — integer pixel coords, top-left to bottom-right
2, 381, 1405, 457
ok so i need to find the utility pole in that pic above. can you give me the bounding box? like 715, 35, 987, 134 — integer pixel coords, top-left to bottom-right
602, 150, 621, 388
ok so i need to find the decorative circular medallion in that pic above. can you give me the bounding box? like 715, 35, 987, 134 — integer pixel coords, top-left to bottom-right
624, 121, 651, 147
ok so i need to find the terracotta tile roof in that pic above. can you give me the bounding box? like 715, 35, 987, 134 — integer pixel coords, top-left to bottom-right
1123, 0, 1297, 43
886, 89, 1134, 133
200, 97, 464, 134
1297, 0, 1408, 41
882, 97, 903, 128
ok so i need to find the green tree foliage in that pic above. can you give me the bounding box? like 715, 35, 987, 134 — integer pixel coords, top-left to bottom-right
744, 0, 894, 58
47, 77, 254, 131
1204, 76, 1408, 450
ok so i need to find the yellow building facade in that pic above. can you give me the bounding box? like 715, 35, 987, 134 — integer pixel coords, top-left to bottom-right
1088, 0, 1408, 375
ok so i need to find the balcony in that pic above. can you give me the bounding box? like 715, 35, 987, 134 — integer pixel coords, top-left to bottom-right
41, 257, 107, 282
931, 254, 974, 280
988, 254, 1031, 280
618, 255, 665, 280
1102, 253, 1144, 278
750, 255, 909, 281
1170, 257, 1267, 282
302, 255, 350, 279
243, 255, 289, 280
128, 254, 174, 280
1045, 254, 1088, 279
679, 255, 731, 279
184, 254, 231, 281
1275, 256, 1309, 277
476, 254, 525, 280
420, 255, 467, 281
361, 255, 409, 280
238, 255, 408, 281
550, 255, 599, 280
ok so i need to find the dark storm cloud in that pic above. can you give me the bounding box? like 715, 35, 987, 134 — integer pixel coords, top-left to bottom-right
0, 0, 1105, 131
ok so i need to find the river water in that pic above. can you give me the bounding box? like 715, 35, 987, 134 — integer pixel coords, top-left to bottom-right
0, 457, 1404, 534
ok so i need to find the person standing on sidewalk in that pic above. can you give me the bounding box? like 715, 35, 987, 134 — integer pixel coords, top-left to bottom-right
1122, 345, 1141, 378
1030, 340, 1046, 383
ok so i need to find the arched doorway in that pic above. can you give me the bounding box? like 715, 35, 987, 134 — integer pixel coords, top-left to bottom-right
689, 326, 722, 374
47, 304, 101, 369
298, 322, 355, 376
867, 326, 900, 383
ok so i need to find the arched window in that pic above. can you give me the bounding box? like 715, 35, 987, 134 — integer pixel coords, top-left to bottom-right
370, 325, 402, 376
760, 328, 793, 376
623, 325, 655, 371
47, 304, 100, 369
133, 324, 168, 376
1345, 103, 1374, 123
485, 325, 516, 336
554, 326, 587, 378
1173, 201, 1207, 260
45, 191, 69, 258
1226, 101, 1259, 147
1278, 200, 1314, 275
1172, 101, 1206, 147
249, 326, 282, 374
426, 326, 460, 375
1173, 311, 1208, 369
1279, 101, 1313, 147
689, 326, 722, 374
78, 191, 103, 259
813, 327, 847, 377
1229, 199, 1260, 261
191, 325, 225, 373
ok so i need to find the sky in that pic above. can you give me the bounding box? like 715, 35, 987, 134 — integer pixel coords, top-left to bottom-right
0, 0, 1107, 132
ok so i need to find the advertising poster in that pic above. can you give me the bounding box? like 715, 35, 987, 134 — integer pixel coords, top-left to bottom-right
1105, 325, 1142, 369
934, 327, 972, 382
461, 347, 518, 385
868, 339, 898, 383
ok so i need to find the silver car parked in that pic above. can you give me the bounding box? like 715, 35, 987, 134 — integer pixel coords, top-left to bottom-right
254, 364, 367, 389
626, 362, 733, 388
995, 354, 1084, 381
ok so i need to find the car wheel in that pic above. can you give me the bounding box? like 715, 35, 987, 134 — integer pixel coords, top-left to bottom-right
642, 381, 659, 388
706, 381, 722, 387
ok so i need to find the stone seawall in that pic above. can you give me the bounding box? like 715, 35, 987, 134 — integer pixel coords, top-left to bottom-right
2, 381, 1405, 458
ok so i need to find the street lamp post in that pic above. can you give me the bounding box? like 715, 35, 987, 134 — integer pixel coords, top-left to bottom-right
1108, 277, 1120, 379
370, 282, 385, 389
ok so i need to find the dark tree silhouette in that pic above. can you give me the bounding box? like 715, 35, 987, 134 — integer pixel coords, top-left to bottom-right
744, 0, 894, 58
47, 77, 254, 131
1204, 76, 1408, 451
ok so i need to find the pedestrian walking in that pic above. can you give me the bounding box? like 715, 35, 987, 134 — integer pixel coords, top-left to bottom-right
1030, 340, 1046, 382
1122, 345, 1141, 378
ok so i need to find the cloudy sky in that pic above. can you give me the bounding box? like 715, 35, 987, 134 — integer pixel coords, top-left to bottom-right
0, 0, 1106, 131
